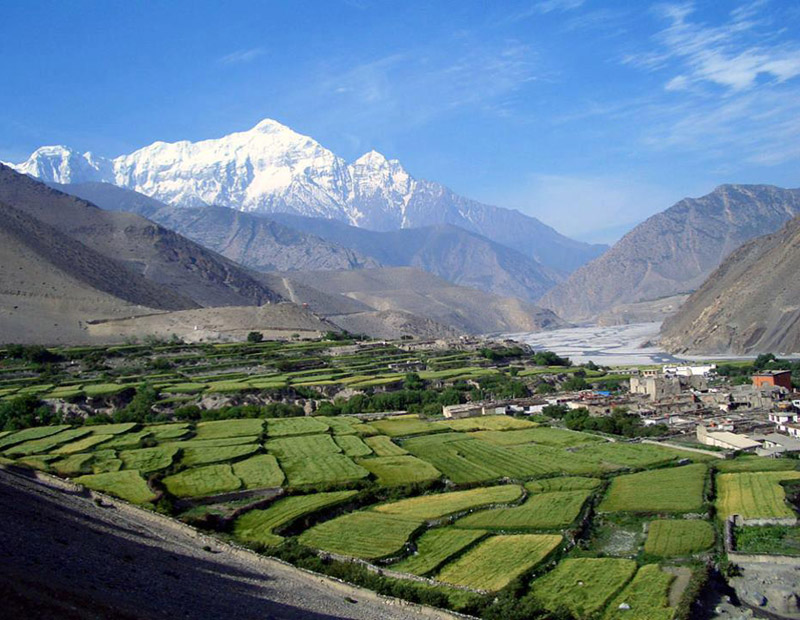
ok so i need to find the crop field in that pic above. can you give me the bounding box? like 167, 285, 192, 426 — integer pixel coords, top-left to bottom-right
455, 489, 591, 530
436, 534, 562, 591
163, 464, 242, 498
716, 471, 800, 520
644, 519, 715, 557
180, 444, 260, 467
393, 528, 487, 575
279, 454, 370, 486
195, 419, 265, 439
74, 470, 158, 504
526, 477, 601, 493
374, 485, 523, 520
53, 452, 94, 475
530, 558, 638, 618
440, 415, 536, 432
357, 456, 441, 486
231, 455, 285, 488
265, 434, 340, 459
599, 464, 707, 513
233, 490, 358, 546
602, 564, 676, 620
364, 434, 407, 456
119, 445, 180, 473
715, 457, 799, 473
53, 433, 113, 454
334, 434, 373, 457
4, 428, 91, 457
735, 525, 800, 555
266, 417, 329, 437
298, 511, 423, 559
367, 416, 449, 437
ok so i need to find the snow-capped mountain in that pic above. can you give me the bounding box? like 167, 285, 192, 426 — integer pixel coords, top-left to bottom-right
9, 119, 607, 270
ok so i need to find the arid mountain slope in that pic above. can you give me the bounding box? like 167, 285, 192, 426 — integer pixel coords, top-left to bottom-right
52, 182, 380, 272
661, 216, 800, 355
279, 267, 567, 335
270, 214, 563, 301
540, 185, 800, 321
0, 165, 282, 308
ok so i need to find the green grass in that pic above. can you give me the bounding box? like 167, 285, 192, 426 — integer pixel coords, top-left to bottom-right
17, 454, 60, 470
526, 477, 601, 493
4, 428, 91, 457
735, 525, 800, 555
233, 490, 358, 546
375, 485, 523, 520
364, 435, 408, 456
148, 423, 190, 440
52, 453, 95, 475
600, 464, 708, 514
84, 422, 138, 435
440, 415, 537, 432
266, 417, 330, 437
716, 471, 800, 520
91, 449, 122, 473
53, 434, 114, 454
163, 464, 242, 498
393, 528, 487, 576
366, 416, 448, 438
644, 520, 715, 557
0, 425, 70, 450
195, 419, 264, 439
232, 454, 285, 489
530, 558, 638, 619
577, 442, 690, 469
119, 445, 180, 474
602, 564, 676, 620
316, 416, 364, 436
334, 434, 373, 457
166, 436, 258, 448
279, 454, 370, 487
436, 534, 562, 591
103, 430, 153, 449
357, 456, 442, 486
456, 490, 592, 530
75, 470, 157, 504
298, 511, 422, 559
715, 456, 798, 473
473, 427, 603, 448
181, 444, 260, 467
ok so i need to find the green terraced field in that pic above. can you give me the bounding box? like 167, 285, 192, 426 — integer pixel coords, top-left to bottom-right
52, 452, 95, 475
148, 423, 191, 440
474, 426, 603, 447
440, 415, 536, 432
233, 490, 358, 546
375, 485, 522, 520
84, 423, 138, 435
181, 444, 260, 467
366, 416, 448, 438
455, 489, 591, 530
600, 464, 708, 513
717, 471, 800, 520
526, 477, 601, 493
715, 457, 799, 473
91, 449, 122, 473
298, 511, 422, 559
163, 464, 242, 498
232, 454, 285, 488
266, 417, 330, 437
195, 419, 265, 439
334, 434, 373, 457
4, 428, 91, 457
393, 528, 487, 575
119, 445, 180, 473
602, 564, 676, 620
436, 534, 562, 591
53, 434, 114, 454
75, 470, 157, 504
644, 520, 715, 557
364, 435, 408, 456
530, 558, 638, 619
278, 454, 370, 487
266, 434, 340, 459
357, 456, 441, 486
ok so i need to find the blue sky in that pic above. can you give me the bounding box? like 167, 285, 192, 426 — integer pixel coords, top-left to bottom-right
3, 0, 800, 242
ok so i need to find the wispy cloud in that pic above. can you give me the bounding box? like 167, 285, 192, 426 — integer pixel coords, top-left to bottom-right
216, 47, 265, 66
498, 0, 585, 26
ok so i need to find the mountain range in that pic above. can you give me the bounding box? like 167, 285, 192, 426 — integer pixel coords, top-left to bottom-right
540, 184, 800, 322
8, 119, 606, 272
661, 215, 800, 355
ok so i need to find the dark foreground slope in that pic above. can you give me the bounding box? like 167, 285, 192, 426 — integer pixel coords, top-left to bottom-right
541, 185, 800, 321
0, 466, 456, 620
661, 216, 800, 355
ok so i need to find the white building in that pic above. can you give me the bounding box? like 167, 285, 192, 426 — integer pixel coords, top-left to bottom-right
663, 364, 716, 378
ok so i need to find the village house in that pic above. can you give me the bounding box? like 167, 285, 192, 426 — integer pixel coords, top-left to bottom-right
696, 424, 760, 452
752, 369, 793, 391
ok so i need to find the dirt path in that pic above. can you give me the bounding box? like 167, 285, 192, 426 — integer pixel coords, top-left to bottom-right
0, 466, 465, 620
665, 566, 693, 607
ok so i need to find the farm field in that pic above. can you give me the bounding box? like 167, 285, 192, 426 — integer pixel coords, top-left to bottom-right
602, 564, 676, 620
74, 470, 157, 504
357, 455, 441, 486
599, 464, 708, 514
392, 528, 487, 576
644, 519, 715, 557
530, 558, 638, 618
374, 485, 523, 520
716, 471, 800, 520
455, 489, 591, 530
436, 534, 562, 591
734, 525, 800, 555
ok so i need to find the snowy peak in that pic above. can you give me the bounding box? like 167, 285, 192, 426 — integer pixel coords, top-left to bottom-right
11, 145, 112, 184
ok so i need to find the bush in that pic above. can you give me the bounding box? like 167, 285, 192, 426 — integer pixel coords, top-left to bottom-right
247, 331, 264, 343
0, 395, 57, 430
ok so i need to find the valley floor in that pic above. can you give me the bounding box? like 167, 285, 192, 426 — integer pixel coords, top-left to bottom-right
0, 466, 457, 620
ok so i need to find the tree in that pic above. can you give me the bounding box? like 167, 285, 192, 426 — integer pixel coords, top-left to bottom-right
536, 382, 556, 394
247, 331, 264, 343
561, 375, 588, 391
403, 372, 424, 390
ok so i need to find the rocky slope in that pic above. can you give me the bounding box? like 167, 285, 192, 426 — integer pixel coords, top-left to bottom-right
278, 267, 567, 335
270, 213, 562, 301
661, 216, 800, 355
540, 184, 800, 322
9, 119, 606, 271
52, 182, 380, 272
0, 165, 282, 308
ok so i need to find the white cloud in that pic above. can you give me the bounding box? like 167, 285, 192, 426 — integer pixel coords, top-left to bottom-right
216, 48, 265, 66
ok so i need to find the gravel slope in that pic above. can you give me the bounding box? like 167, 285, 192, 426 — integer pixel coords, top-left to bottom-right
0, 466, 462, 620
